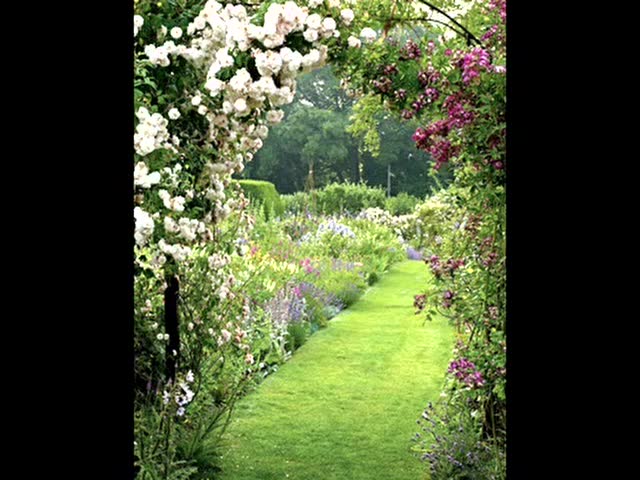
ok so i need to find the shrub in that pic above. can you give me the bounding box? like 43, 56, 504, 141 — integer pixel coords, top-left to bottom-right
316, 182, 387, 214
385, 192, 420, 215
281, 191, 313, 215
413, 398, 506, 480
236, 180, 284, 220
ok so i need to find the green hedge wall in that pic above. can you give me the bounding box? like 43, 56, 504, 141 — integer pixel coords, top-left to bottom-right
236, 180, 284, 219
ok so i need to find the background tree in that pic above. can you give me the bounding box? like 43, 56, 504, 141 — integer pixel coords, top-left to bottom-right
241, 66, 449, 196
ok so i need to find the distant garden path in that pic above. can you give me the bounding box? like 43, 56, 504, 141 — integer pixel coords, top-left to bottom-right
219, 260, 454, 480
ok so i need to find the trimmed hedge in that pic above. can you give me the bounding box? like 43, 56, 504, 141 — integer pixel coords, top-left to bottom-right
281, 182, 387, 215
237, 179, 284, 219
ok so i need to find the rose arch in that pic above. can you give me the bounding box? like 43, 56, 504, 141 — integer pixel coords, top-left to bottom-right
133, 0, 505, 477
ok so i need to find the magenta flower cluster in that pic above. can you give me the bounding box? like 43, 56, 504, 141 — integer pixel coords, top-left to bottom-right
481, 24, 499, 42
418, 66, 441, 87
489, 0, 507, 22
442, 290, 455, 309
448, 358, 485, 388
300, 258, 319, 275
412, 120, 459, 168
428, 255, 465, 279
400, 39, 422, 60
410, 92, 477, 168
373, 76, 393, 93
457, 48, 492, 84
444, 94, 475, 128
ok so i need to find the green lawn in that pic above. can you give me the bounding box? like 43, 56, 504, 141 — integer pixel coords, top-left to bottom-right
218, 260, 454, 480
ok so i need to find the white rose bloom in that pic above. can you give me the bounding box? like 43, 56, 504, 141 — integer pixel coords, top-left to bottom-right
360, 27, 377, 42
134, 162, 149, 185
168, 108, 180, 120
306, 13, 322, 30
256, 125, 269, 139
333, 30, 341, 38
172, 196, 186, 212
246, 23, 265, 41
191, 95, 202, 106
255, 50, 283, 77
205, 78, 224, 97
327, 0, 340, 7
207, 61, 222, 79
134, 15, 144, 36
266, 109, 285, 125
283, 49, 303, 72
164, 216, 179, 233
282, 1, 307, 30
222, 101, 234, 114
229, 68, 252, 93
303, 28, 319, 42
147, 171, 161, 185
347, 35, 361, 48
170, 27, 182, 39
134, 207, 154, 246
322, 17, 337, 33
301, 49, 323, 70
134, 162, 161, 188
262, 34, 285, 49
194, 16, 206, 30
233, 98, 249, 115
215, 48, 235, 68
135, 106, 150, 121
341, 8, 355, 24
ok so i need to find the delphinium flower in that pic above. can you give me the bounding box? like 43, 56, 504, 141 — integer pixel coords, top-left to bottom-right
331, 258, 355, 272
406, 246, 423, 260
299, 282, 345, 314
317, 219, 356, 238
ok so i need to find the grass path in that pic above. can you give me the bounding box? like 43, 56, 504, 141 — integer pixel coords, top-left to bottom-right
218, 260, 454, 480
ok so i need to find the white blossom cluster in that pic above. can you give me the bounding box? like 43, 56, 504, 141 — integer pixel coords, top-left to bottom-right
162, 371, 195, 417
133, 0, 359, 269
134, 207, 155, 246
134, 15, 144, 37
134, 162, 161, 189
134, 107, 171, 156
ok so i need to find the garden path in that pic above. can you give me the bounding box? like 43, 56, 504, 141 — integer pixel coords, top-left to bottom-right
218, 260, 453, 480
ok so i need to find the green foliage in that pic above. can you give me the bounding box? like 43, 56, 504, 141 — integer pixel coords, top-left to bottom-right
412, 397, 506, 480
281, 182, 389, 215
316, 182, 386, 214
385, 192, 420, 215
236, 180, 284, 220
347, 94, 383, 156
281, 191, 313, 215
242, 67, 446, 197
286, 323, 309, 351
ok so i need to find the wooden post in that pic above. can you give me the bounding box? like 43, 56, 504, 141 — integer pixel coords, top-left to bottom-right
164, 274, 180, 382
